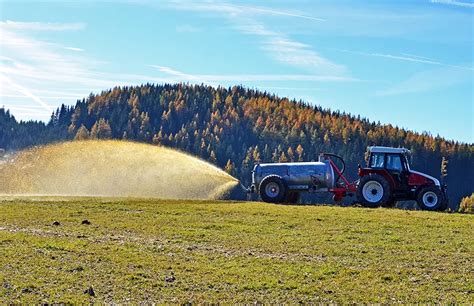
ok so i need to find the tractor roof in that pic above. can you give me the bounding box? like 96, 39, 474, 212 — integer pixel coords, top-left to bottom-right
368, 146, 410, 154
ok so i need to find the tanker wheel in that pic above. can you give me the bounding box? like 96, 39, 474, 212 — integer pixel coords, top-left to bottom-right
417, 186, 444, 211
284, 192, 300, 204
357, 174, 392, 208
259, 175, 288, 203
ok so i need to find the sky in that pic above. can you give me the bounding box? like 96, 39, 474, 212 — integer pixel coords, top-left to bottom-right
0, 0, 473, 143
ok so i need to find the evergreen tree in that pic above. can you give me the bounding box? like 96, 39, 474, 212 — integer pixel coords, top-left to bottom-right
74, 124, 90, 140
224, 159, 236, 177
90, 118, 112, 139
296, 144, 304, 161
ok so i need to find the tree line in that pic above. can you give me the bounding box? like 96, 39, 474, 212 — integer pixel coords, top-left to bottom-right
1, 83, 472, 207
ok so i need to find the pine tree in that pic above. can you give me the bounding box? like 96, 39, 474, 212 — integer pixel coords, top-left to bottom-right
90, 118, 112, 139
74, 124, 89, 140
253, 146, 261, 163
152, 130, 164, 145
209, 150, 217, 164
224, 159, 236, 177
296, 144, 304, 161
287, 146, 294, 162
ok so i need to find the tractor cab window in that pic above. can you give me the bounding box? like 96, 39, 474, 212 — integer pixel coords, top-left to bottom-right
369, 153, 385, 168
386, 154, 403, 172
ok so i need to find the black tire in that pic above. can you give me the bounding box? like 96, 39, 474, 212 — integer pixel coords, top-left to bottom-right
382, 198, 397, 208
284, 192, 300, 204
438, 198, 448, 211
259, 175, 288, 203
438, 201, 448, 211
417, 186, 444, 211
357, 174, 392, 208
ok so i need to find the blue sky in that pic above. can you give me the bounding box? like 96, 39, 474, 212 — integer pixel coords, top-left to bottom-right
0, 0, 473, 143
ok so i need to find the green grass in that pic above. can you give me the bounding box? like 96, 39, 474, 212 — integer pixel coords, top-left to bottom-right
0, 197, 473, 303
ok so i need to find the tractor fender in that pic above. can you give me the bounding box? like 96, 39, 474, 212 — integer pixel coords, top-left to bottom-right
358, 168, 397, 190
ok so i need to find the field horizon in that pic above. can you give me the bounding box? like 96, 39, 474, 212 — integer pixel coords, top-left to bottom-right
1, 196, 472, 303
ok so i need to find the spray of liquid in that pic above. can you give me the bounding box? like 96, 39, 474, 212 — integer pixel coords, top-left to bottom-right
0, 140, 239, 199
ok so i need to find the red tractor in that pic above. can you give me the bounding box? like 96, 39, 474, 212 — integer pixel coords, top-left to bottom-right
356, 146, 448, 211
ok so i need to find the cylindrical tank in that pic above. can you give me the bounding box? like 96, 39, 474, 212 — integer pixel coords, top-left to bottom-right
252, 160, 335, 190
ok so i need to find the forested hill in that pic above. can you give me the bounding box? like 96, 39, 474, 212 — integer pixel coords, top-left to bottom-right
1, 83, 473, 206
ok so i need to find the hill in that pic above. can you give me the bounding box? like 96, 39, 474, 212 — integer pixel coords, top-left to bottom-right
0, 197, 472, 303
0, 84, 473, 206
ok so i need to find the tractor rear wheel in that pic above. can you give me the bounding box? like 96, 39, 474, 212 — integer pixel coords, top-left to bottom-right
417, 186, 444, 211
259, 175, 288, 203
357, 174, 392, 208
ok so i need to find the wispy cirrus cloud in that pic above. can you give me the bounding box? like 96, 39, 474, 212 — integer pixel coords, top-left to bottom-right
167, 1, 325, 21
0, 21, 172, 120
0, 20, 86, 31
64, 46, 84, 52
431, 0, 474, 8
220, 3, 326, 21
375, 66, 472, 96
149, 65, 355, 83
263, 36, 345, 75
331, 48, 474, 71
0, 74, 53, 113
166, 1, 345, 76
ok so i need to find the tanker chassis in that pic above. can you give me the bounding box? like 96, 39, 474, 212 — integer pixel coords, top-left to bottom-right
248, 146, 448, 211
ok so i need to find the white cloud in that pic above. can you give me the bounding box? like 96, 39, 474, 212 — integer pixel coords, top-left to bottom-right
167, 1, 344, 76
263, 36, 346, 75
64, 47, 84, 52
167, 1, 326, 21
228, 4, 326, 22
331, 48, 474, 71
0, 21, 175, 120
401, 53, 438, 61
375, 66, 472, 96
0, 20, 86, 31
370, 53, 441, 65
0, 74, 52, 112
150, 65, 355, 82
0, 55, 15, 62
431, 0, 474, 8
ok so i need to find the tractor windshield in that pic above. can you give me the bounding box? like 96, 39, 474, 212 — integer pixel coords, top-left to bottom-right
386, 154, 403, 172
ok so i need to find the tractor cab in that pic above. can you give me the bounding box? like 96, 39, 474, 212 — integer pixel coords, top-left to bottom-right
363, 147, 411, 191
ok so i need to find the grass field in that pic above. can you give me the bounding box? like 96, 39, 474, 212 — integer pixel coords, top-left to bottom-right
0, 197, 472, 303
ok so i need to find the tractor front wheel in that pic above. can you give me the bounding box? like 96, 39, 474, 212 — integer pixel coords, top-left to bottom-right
357, 174, 392, 208
417, 186, 445, 211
